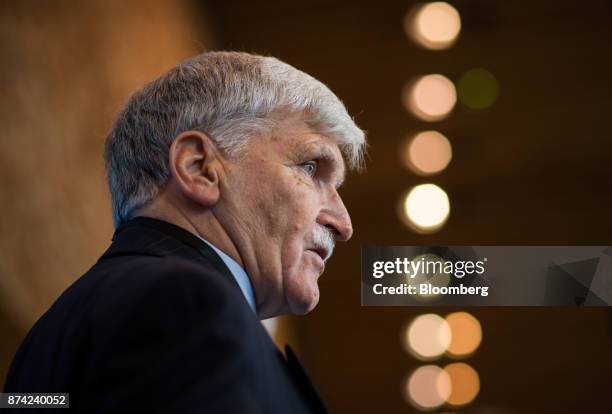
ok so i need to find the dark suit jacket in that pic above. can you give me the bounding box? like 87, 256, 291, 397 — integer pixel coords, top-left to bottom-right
4, 217, 327, 413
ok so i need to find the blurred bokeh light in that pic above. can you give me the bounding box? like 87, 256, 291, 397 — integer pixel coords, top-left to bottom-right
403, 313, 451, 360
405, 2, 461, 50
400, 184, 450, 233
445, 312, 483, 358
444, 362, 480, 407
403, 74, 457, 121
405, 365, 452, 410
401, 130, 452, 176
457, 68, 499, 109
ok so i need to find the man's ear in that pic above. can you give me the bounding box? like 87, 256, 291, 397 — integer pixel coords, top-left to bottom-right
168, 130, 222, 207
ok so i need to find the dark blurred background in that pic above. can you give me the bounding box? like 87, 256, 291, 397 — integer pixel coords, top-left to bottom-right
1, 0, 611, 412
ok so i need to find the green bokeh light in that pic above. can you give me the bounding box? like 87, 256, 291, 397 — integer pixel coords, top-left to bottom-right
458, 68, 498, 110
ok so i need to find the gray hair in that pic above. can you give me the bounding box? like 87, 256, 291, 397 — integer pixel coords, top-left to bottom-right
105, 51, 366, 229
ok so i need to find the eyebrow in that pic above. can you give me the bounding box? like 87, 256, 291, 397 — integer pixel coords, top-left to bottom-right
296, 141, 346, 188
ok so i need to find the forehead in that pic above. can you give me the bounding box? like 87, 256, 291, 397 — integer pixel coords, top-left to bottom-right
250, 118, 346, 179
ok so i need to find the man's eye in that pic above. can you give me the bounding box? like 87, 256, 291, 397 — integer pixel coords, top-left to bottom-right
300, 161, 317, 176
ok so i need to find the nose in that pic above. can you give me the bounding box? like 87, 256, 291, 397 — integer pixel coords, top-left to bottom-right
316, 190, 353, 242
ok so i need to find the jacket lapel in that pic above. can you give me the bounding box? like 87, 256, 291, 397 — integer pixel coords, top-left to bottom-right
284, 345, 328, 414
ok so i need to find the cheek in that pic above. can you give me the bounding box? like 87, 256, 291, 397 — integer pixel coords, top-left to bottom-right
277, 206, 321, 293
235, 174, 290, 234
269, 182, 319, 238
280, 238, 306, 276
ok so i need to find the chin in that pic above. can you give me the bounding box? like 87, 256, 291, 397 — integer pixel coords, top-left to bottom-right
286, 277, 320, 315
288, 294, 319, 315
282, 248, 327, 314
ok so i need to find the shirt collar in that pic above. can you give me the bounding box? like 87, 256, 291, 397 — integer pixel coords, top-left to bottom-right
196, 235, 256, 314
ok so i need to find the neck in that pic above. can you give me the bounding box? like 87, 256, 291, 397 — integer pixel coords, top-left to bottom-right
134, 196, 245, 269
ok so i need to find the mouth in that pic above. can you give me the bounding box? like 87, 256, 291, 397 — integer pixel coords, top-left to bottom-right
308, 247, 328, 262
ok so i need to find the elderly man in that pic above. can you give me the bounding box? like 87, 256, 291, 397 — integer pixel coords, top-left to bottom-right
4, 52, 365, 412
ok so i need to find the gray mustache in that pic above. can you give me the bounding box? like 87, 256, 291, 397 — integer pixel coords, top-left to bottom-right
311, 226, 335, 261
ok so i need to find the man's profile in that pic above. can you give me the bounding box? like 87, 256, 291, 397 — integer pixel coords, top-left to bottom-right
4, 51, 365, 412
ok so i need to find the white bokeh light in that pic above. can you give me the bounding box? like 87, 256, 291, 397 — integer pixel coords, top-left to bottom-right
400, 184, 450, 233
404, 313, 452, 360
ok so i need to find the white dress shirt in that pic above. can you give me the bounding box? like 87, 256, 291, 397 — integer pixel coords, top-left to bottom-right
197, 235, 256, 313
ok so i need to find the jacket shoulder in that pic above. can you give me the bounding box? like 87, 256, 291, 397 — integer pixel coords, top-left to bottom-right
75, 257, 271, 411
89, 254, 251, 324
